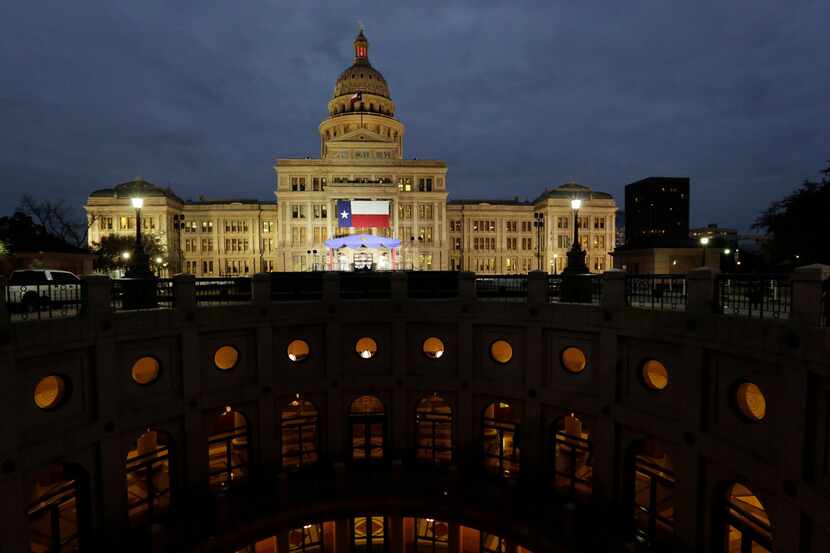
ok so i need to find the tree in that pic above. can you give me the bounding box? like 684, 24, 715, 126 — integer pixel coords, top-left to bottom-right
753, 162, 830, 268
92, 234, 166, 273
17, 194, 93, 249
0, 211, 83, 253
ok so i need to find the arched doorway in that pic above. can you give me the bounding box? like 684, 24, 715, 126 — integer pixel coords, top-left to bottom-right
482, 401, 520, 477
280, 399, 320, 470
207, 407, 249, 490
723, 483, 773, 552
415, 393, 453, 464
27, 463, 86, 552
630, 439, 675, 546
126, 429, 172, 527
349, 395, 386, 462
554, 412, 592, 499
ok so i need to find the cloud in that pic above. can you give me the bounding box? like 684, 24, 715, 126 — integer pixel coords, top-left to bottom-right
1, 0, 828, 231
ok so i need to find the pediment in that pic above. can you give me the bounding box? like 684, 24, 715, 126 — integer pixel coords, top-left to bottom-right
329, 128, 394, 144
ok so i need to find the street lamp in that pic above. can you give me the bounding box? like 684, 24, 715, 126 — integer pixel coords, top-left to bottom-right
125, 197, 152, 279
552, 253, 558, 275
533, 212, 545, 271
562, 198, 588, 275
699, 236, 710, 267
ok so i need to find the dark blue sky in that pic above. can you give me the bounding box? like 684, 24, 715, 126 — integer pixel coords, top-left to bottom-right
2, 1, 828, 232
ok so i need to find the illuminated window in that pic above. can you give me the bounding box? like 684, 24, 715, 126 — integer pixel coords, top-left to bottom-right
28, 464, 81, 552
561, 347, 587, 374
422, 337, 445, 359
554, 413, 592, 499
289, 523, 325, 553
281, 400, 319, 470
355, 337, 378, 359
724, 483, 772, 553
131, 357, 160, 385
416, 394, 453, 464
207, 408, 249, 490
632, 440, 675, 546
214, 345, 240, 370
33, 375, 66, 410
126, 430, 171, 527
351, 516, 385, 553
416, 518, 449, 553
287, 339, 311, 362
489, 340, 513, 364
735, 382, 766, 421
482, 402, 520, 477
480, 533, 506, 553
349, 396, 385, 461
642, 360, 669, 391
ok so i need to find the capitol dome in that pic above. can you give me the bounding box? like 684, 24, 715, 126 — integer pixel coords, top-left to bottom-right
332, 30, 391, 99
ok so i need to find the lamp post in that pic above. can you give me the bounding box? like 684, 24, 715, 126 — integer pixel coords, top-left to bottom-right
533, 212, 545, 271
552, 254, 558, 275
699, 236, 710, 267
560, 198, 590, 302
563, 198, 588, 275
125, 197, 153, 279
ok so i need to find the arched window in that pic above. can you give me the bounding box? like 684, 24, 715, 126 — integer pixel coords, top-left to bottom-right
126, 430, 171, 527
631, 440, 675, 546
482, 402, 520, 477
28, 464, 84, 552
724, 483, 772, 552
207, 408, 249, 490
416, 518, 449, 553
415, 394, 453, 464
351, 516, 385, 552
281, 400, 320, 470
554, 413, 592, 499
349, 395, 386, 462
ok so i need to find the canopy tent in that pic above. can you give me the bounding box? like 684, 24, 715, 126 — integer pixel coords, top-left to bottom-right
324, 234, 401, 249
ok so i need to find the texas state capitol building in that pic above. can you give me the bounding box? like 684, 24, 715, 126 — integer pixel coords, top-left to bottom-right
85, 30, 617, 275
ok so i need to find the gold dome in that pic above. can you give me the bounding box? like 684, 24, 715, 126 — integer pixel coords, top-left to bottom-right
332, 30, 391, 99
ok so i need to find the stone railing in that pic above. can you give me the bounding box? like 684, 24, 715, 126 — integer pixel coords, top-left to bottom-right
1, 265, 828, 327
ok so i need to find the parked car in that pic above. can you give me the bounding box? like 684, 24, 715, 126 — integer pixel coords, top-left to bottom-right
6, 269, 81, 313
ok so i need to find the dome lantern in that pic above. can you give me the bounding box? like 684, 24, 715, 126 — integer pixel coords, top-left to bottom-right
354, 29, 369, 64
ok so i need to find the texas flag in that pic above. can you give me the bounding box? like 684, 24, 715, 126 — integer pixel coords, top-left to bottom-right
349, 91, 362, 106
337, 200, 390, 228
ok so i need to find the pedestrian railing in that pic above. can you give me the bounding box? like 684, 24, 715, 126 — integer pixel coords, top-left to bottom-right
475, 275, 527, 302
717, 275, 791, 320
111, 278, 174, 311
5, 282, 83, 321
270, 272, 323, 301
625, 275, 687, 311
407, 271, 459, 299
340, 272, 391, 299
195, 278, 253, 305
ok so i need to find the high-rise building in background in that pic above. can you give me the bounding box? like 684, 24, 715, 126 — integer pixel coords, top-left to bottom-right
624, 177, 690, 248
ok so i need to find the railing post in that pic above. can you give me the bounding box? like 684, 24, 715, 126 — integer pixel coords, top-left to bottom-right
527, 270, 547, 304
601, 269, 626, 312
390, 271, 407, 302
686, 267, 718, 315
790, 264, 830, 326
172, 273, 196, 313
459, 271, 476, 303
81, 275, 112, 320
323, 272, 340, 303
252, 272, 271, 308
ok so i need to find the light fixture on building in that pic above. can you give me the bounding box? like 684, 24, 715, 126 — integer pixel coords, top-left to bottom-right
131, 197, 144, 209
122, 251, 131, 260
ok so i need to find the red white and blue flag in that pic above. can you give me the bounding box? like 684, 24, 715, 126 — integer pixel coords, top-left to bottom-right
349, 91, 362, 106
337, 200, 389, 228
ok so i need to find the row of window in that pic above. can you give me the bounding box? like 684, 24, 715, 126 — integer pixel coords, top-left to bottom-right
447, 217, 610, 234
398, 204, 436, 221
291, 204, 330, 219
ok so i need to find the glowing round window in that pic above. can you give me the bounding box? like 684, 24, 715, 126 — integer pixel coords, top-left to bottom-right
34, 375, 66, 410
131, 357, 160, 385
287, 339, 310, 362
736, 382, 766, 421
214, 346, 239, 370
422, 337, 445, 359
561, 347, 587, 374
642, 360, 669, 390
355, 337, 378, 359
490, 340, 513, 364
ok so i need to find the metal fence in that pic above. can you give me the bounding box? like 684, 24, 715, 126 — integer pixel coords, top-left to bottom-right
718, 275, 791, 320
270, 272, 323, 301
407, 271, 459, 299
195, 278, 252, 305
5, 282, 83, 321
625, 275, 687, 311
340, 272, 391, 299
475, 275, 527, 302
110, 279, 174, 311
547, 275, 602, 304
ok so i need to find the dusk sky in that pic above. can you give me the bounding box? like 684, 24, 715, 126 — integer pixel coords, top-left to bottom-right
2, 1, 828, 232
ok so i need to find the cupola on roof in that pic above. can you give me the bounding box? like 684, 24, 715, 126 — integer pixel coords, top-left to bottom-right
333, 29, 391, 99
